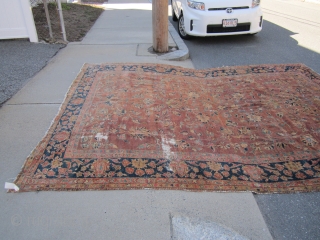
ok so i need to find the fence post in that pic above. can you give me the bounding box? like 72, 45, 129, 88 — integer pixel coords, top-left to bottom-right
43, 0, 53, 39
56, 0, 67, 42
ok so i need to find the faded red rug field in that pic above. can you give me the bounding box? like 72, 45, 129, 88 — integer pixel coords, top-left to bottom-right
14, 63, 320, 193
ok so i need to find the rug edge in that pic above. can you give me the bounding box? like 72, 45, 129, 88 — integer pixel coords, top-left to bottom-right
13, 63, 91, 187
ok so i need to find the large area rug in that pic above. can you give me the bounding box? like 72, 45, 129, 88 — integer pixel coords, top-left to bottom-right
14, 63, 320, 193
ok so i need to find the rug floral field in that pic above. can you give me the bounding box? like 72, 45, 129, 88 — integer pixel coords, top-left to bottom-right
14, 63, 320, 193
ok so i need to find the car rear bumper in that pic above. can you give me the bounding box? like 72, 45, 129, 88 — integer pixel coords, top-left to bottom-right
183, 6, 263, 36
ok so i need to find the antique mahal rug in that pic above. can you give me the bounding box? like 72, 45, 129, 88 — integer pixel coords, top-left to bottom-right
14, 63, 320, 193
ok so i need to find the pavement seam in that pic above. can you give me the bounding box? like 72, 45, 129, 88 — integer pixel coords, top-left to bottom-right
6, 103, 62, 105
69, 43, 153, 46
169, 212, 174, 240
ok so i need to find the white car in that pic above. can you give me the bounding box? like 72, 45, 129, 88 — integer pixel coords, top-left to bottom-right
171, 0, 263, 39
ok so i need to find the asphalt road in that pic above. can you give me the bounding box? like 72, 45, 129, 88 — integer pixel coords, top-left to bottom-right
170, 0, 320, 74
0, 40, 64, 106
171, 0, 320, 239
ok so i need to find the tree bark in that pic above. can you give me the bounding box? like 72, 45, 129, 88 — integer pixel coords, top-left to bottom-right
152, 0, 168, 53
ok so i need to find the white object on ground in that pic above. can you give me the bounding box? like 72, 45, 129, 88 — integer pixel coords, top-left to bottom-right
4, 182, 19, 191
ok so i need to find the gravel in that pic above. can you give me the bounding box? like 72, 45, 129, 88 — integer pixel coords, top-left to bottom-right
0, 39, 64, 105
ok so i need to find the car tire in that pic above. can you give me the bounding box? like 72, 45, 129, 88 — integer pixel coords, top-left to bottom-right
172, 2, 178, 21
178, 14, 191, 40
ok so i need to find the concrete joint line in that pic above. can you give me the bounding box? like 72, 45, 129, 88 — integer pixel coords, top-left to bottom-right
69, 43, 141, 46
6, 103, 62, 106
157, 21, 190, 61
169, 212, 174, 239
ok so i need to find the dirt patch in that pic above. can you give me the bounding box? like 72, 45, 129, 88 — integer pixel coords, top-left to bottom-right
32, 3, 104, 43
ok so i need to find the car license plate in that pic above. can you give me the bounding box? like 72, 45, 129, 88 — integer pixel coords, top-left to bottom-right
222, 19, 238, 27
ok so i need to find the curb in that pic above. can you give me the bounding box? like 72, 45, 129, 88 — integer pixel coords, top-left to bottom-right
158, 21, 189, 61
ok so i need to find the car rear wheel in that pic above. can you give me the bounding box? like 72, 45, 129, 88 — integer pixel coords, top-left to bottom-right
171, 2, 178, 21
178, 14, 191, 40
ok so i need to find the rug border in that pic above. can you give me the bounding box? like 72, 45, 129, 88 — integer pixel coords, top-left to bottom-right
13, 63, 90, 190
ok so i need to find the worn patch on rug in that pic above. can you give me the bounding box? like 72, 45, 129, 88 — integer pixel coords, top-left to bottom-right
14, 63, 320, 193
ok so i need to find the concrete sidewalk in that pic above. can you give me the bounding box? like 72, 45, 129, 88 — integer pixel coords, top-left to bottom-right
0, 1, 272, 239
